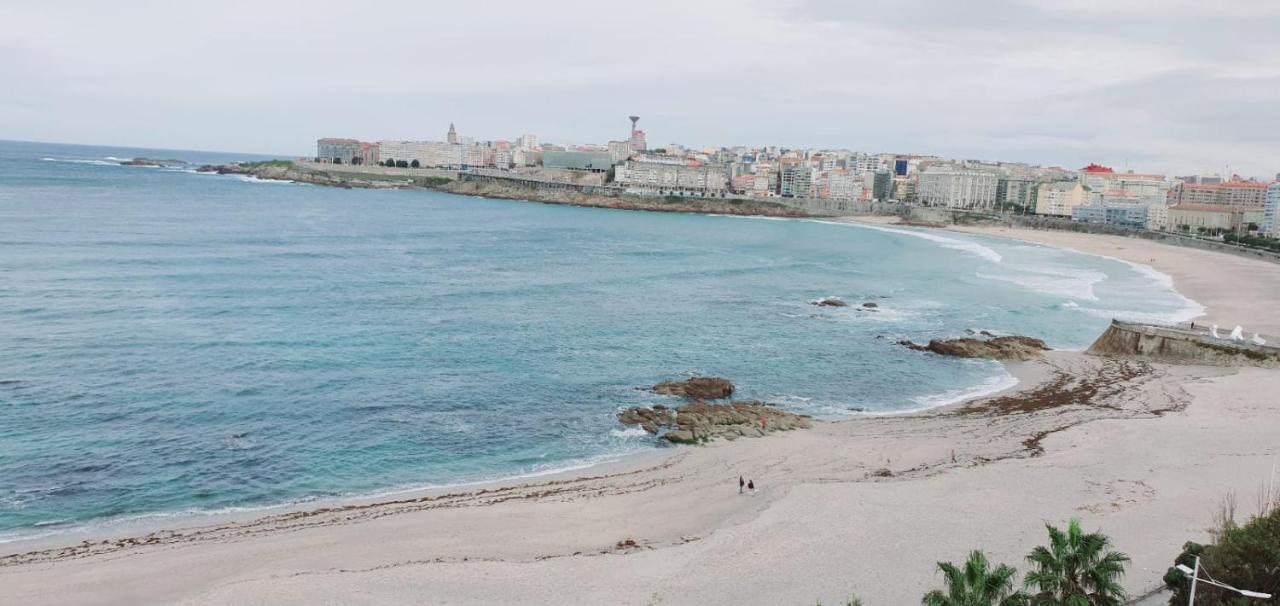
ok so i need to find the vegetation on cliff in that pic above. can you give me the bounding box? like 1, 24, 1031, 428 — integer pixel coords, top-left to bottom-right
1163, 495, 1280, 604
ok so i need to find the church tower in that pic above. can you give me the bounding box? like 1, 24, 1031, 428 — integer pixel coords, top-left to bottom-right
447, 123, 458, 145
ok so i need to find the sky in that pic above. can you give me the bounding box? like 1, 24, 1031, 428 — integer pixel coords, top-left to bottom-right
2, 0, 1278, 177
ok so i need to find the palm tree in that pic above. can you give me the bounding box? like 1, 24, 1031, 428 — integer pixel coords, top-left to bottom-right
1023, 519, 1130, 605
923, 550, 1029, 606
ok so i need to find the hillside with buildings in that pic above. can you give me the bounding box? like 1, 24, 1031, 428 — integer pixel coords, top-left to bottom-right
310, 117, 1280, 244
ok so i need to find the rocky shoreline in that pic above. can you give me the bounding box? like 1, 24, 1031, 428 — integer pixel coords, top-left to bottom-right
899, 334, 1051, 362
197, 161, 813, 217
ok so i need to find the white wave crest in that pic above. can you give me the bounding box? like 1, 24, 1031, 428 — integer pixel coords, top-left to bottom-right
977, 266, 1106, 301
40, 157, 119, 166
906, 368, 1020, 412
708, 214, 792, 221
609, 427, 650, 439
807, 220, 1004, 263
232, 175, 294, 184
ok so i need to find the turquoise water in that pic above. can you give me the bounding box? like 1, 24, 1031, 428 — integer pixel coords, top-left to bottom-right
0, 140, 1201, 543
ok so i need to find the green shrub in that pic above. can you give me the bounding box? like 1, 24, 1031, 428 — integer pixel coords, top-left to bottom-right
1163, 505, 1280, 604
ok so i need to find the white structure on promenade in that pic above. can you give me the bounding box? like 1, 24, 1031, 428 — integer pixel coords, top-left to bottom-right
916, 167, 999, 210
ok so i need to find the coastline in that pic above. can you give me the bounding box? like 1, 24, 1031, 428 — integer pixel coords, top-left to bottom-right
4, 207, 1280, 604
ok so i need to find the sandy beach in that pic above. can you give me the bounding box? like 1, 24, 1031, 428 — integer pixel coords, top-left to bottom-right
4, 225, 1280, 605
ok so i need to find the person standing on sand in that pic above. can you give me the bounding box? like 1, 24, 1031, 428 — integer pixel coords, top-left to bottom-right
747, 479, 755, 494
739, 475, 744, 494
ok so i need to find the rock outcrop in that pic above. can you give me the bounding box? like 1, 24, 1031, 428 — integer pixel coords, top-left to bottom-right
900, 335, 1050, 361
618, 401, 812, 444
652, 377, 734, 400
123, 157, 187, 167
811, 297, 849, 307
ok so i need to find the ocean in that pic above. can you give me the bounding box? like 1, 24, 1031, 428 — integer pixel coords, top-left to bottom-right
0, 140, 1201, 544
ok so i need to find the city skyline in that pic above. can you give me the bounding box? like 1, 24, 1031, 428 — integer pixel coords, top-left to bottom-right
2, 1, 1279, 177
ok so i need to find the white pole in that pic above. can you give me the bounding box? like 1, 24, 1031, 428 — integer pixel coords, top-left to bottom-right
1189, 556, 1199, 606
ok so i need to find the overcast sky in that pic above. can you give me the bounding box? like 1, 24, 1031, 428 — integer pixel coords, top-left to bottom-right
2, 0, 1278, 177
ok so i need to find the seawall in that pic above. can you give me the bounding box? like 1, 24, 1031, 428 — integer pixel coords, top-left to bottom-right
1087, 320, 1280, 367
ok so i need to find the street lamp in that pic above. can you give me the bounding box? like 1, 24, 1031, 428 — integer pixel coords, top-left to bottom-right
1176, 556, 1272, 604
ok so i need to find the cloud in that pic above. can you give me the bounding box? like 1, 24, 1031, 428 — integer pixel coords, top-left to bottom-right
0, 0, 1276, 177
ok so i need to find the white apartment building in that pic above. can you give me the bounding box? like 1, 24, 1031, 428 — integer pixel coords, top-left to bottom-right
614, 159, 728, 195
376, 140, 431, 165
516, 134, 538, 151
780, 165, 815, 198
826, 170, 863, 201
916, 168, 999, 210
376, 141, 479, 168
607, 140, 634, 163
1264, 182, 1280, 237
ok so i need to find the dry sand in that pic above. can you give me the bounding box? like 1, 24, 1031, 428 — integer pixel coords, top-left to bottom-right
3, 225, 1280, 605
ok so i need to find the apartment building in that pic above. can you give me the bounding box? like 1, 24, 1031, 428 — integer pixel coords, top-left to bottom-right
916, 167, 999, 210
614, 159, 728, 195
1035, 181, 1087, 217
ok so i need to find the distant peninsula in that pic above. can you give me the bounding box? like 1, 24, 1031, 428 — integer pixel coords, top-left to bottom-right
195, 160, 815, 218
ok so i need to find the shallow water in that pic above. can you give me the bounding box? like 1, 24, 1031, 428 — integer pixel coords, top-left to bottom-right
0, 140, 1200, 542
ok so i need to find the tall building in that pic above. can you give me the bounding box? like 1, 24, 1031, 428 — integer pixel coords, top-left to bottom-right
316, 138, 361, 164
779, 164, 814, 198
872, 170, 893, 201
447, 123, 458, 145
826, 170, 863, 201
1264, 182, 1280, 237
516, 134, 539, 151
916, 167, 999, 210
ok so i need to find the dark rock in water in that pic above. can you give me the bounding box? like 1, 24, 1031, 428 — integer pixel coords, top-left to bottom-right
861, 302, 878, 308
980, 330, 997, 337
617, 400, 812, 445
812, 297, 849, 307
653, 377, 734, 400
899, 335, 1050, 362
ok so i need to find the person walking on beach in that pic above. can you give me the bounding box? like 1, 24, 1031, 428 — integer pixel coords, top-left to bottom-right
747, 479, 755, 494
739, 475, 745, 494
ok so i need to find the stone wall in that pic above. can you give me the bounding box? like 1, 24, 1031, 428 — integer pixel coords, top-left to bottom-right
1088, 320, 1279, 367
